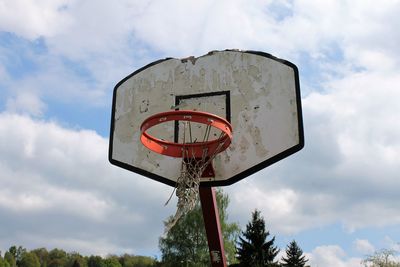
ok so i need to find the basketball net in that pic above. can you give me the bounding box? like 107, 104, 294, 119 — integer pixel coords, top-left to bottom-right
164, 122, 228, 233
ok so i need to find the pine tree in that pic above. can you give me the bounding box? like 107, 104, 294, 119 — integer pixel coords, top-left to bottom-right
236, 210, 279, 267
281, 240, 308, 267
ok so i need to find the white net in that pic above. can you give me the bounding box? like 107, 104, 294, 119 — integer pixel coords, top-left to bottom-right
164, 122, 228, 233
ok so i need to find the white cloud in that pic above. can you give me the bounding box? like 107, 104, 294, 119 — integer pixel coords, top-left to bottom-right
306, 71, 400, 169
1, 53, 117, 115
308, 245, 362, 267
6, 91, 46, 116
0, 180, 112, 221
354, 239, 375, 254
0, 1, 145, 109
228, 181, 315, 234
0, 0, 73, 40
18, 234, 135, 257
383, 236, 400, 253
0, 112, 173, 255
0, 188, 50, 212
2, 0, 400, 113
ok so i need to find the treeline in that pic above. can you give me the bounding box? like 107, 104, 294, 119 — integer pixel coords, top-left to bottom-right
0, 246, 158, 267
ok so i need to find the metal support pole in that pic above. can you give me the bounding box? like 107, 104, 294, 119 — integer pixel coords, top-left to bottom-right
199, 186, 227, 267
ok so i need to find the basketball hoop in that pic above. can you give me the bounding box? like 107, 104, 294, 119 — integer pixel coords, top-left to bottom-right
140, 110, 233, 232
111, 50, 304, 267
140, 110, 232, 158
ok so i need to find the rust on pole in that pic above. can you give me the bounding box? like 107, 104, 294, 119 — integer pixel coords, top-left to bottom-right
199, 186, 227, 267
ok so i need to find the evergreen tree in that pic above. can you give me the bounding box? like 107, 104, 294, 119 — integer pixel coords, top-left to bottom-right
236, 210, 279, 267
281, 240, 308, 267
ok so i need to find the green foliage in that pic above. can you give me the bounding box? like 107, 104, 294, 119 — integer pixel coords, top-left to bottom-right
0, 247, 156, 267
159, 189, 240, 266
236, 210, 279, 267
281, 240, 308, 267
118, 254, 156, 267
31, 248, 49, 267
16, 248, 27, 267
160, 203, 210, 266
19, 253, 40, 267
7, 246, 27, 267
362, 249, 400, 267
4, 252, 16, 267
66, 253, 87, 267
47, 249, 68, 267
87, 256, 106, 267
0, 255, 11, 267
103, 257, 121, 267
8, 248, 17, 260
218, 191, 241, 264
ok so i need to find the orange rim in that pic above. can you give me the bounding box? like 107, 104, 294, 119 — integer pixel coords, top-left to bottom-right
140, 110, 233, 158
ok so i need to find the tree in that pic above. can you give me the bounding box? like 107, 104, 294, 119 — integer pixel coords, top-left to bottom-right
218, 191, 241, 263
0, 254, 11, 267
362, 249, 400, 267
7, 248, 17, 261
87, 256, 106, 267
236, 210, 279, 267
4, 252, 16, 267
19, 252, 40, 267
7, 246, 26, 267
281, 240, 308, 267
159, 189, 240, 266
103, 257, 121, 267
118, 254, 157, 267
7, 246, 25, 267
31, 248, 49, 267
47, 249, 68, 267
66, 253, 87, 267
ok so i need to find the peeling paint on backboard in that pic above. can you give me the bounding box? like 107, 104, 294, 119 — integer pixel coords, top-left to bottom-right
109, 50, 304, 187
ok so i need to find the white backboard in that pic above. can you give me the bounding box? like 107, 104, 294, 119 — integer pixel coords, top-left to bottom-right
109, 50, 304, 186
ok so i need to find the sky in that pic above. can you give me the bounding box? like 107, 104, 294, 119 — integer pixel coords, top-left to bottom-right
1, 0, 400, 266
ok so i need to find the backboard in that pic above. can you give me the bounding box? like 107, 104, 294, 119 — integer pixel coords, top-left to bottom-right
109, 50, 304, 187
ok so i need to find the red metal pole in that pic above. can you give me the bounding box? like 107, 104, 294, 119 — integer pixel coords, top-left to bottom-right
199, 186, 227, 267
